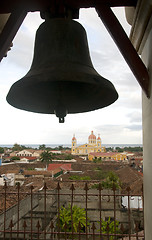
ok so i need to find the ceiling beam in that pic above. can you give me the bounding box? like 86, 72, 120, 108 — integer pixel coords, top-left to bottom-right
0, 0, 137, 13
0, 5, 27, 62
95, 3, 150, 97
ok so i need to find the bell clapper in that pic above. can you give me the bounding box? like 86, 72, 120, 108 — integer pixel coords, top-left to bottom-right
54, 103, 67, 123
59, 117, 65, 123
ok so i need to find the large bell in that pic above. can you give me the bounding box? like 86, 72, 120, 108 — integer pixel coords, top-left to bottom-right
6, 18, 118, 123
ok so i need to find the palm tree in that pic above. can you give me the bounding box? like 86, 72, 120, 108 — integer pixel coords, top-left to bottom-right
40, 150, 53, 164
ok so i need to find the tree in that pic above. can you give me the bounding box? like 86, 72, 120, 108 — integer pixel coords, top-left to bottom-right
40, 150, 53, 163
106, 147, 114, 152
12, 143, 22, 151
93, 157, 102, 163
115, 147, 123, 152
39, 144, 46, 150
11, 156, 20, 161
58, 204, 89, 233
58, 145, 64, 151
65, 154, 73, 160
101, 171, 121, 189
69, 175, 91, 180
0, 147, 4, 154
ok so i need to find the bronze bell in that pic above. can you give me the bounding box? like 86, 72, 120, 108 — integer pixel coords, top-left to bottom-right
6, 18, 118, 123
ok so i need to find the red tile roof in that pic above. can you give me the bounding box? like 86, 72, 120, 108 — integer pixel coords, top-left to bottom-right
47, 163, 72, 171
89, 152, 117, 157
20, 157, 37, 160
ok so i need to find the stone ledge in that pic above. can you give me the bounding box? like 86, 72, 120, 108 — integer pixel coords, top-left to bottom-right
126, 0, 152, 54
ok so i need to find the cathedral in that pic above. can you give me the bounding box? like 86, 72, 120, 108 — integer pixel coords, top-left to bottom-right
71, 131, 106, 155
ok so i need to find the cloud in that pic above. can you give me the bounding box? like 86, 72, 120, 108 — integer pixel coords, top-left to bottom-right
125, 125, 142, 131
4, 12, 43, 70
94, 124, 142, 144
127, 111, 142, 123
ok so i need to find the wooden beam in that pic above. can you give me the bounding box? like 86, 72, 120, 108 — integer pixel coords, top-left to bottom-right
95, 4, 150, 97
0, 0, 137, 13
0, 5, 27, 62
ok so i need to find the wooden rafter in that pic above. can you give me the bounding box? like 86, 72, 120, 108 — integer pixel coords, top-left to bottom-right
0, 0, 137, 13
95, 4, 150, 97
0, 5, 27, 62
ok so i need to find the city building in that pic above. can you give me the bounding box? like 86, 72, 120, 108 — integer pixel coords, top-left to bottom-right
88, 151, 127, 161
71, 131, 106, 155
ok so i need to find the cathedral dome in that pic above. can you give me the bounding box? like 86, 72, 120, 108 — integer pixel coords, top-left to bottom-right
88, 131, 96, 140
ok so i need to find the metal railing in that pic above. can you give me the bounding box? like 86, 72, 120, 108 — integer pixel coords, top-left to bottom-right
0, 181, 144, 239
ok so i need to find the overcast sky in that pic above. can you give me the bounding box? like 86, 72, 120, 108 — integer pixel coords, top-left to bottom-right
0, 7, 142, 145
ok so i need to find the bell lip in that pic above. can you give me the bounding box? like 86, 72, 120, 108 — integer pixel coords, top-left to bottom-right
6, 76, 118, 115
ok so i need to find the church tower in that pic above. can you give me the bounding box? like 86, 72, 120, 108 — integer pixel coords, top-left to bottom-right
97, 134, 101, 148
71, 134, 77, 154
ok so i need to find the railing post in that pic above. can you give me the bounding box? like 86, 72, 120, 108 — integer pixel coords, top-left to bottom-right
98, 183, 103, 239
56, 182, 61, 240
70, 183, 75, 240
17, 182, 20, 240
23, 220, 27, 240
36, 220, 41, 240
30, 185, 34, 240
113, 184, 117, 240
43, 182, 47, 240
127, 186, 131, 240
84, 183, 89, 240
3, 181, 7, 240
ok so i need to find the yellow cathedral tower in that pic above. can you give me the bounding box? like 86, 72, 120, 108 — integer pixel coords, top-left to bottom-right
71, 131, 106, 155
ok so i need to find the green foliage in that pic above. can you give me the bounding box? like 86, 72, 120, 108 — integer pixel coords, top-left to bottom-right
0, 147, 4, 154
27, 168, 35, 170
39, 144, 46, 150
20, 145, 27, 149
65, 154, 73, 160
91, 171, 121, 190
12, 143, 24, 151
115, 147, 124, 152
98, 217, 120, 240
69, 175, 91, 180
10, 156, 20, 161
101, 171, 121, 189
91, 183, 100, 189
105, 147, 114, 152
40, 150, 53, 163
94, 169, 109, 180
115, 146, 143, 152
58, 205, 88, 233
94, 166, 102, 170
49, 152, 73, 160
69, 175, 80, 180
53, 145, 70, 151
93, 157, 102, 163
